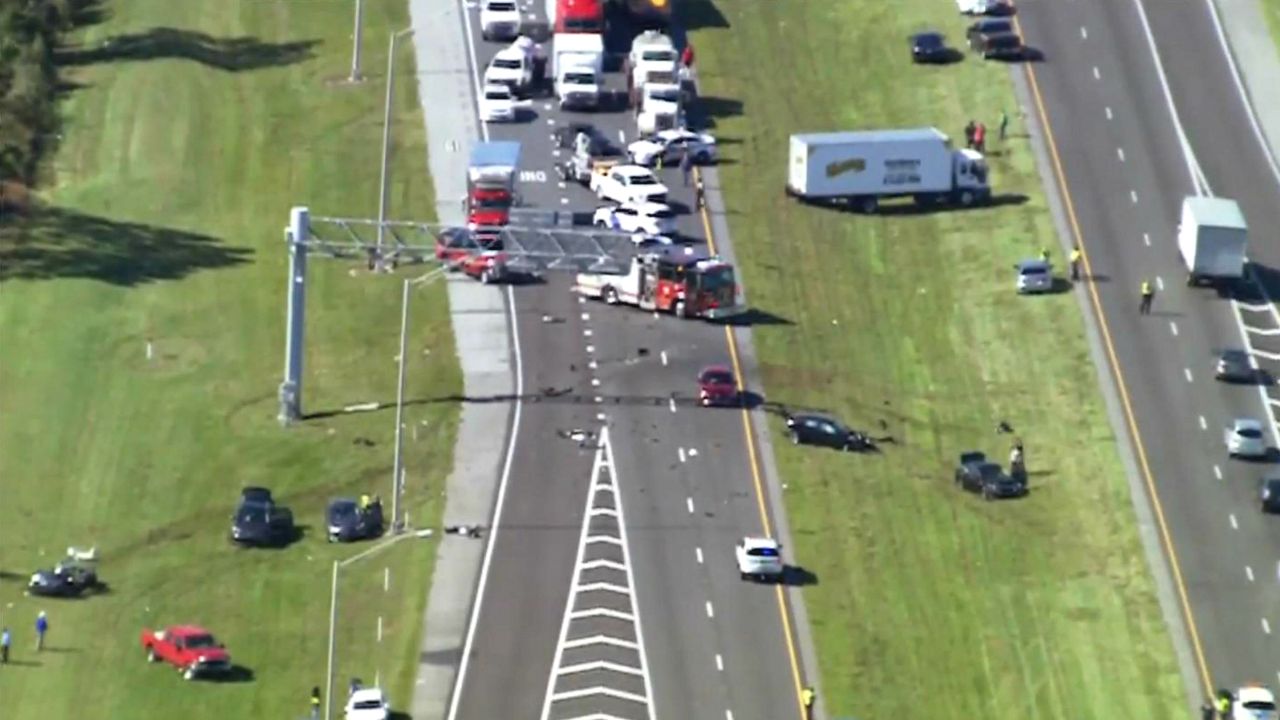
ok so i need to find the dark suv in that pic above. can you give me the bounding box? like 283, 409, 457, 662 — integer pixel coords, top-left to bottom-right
954, 452, 1028, 500
972, 31, 1024, 60
966, 18, 1013, 45
231, 486, 295, 547
785, 414, 874, 452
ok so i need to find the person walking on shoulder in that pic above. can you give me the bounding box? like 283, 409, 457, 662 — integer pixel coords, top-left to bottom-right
310, 686, 322, 720
1069, 245, 1082, 281
800, 686, 816, 720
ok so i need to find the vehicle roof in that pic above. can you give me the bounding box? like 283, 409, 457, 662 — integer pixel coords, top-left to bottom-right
350, 687, 387, 702
792, 127, 948, 147
469, 140, 521, 168
648, 246, 725, 267
700, 364, 733, 375
741, 536, 780, 550
483, 83, 513, 93
1238, 685, 1276, 703
1018, 259, 1051, 271
614, 164, 656, 176
621, 200, 671, 213
166, 625, 215, 637
1183, 196, 1247, 230
1235, 418, 1265, 430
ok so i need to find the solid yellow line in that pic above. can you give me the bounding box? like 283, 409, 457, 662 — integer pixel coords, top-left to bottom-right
696, 167, 809, 720
1013, 15, 1215, 696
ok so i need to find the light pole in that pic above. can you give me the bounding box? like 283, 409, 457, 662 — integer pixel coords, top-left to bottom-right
349, 0, 365, 82
377, 27, 415, 252
324, 560, 339, 720
389, 268, 446, 534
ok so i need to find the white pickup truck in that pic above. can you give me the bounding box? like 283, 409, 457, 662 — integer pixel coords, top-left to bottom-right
553, 33, 604, 110
590, 164, 670, 205
479, 0, 522, 41
637, 82, 682, 135
484, 39, 534, 92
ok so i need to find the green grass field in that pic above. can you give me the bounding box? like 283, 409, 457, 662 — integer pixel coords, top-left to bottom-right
0, 2, 458, 718
687, 1, 1187, 717
1264, 0, 1280, 56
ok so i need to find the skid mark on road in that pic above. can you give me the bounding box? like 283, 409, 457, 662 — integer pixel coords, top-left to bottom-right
540, 426, 655, 720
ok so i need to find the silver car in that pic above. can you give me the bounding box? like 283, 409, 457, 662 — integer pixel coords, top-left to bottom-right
1015, 259, 1053, 294
1226, 418, 1269, 459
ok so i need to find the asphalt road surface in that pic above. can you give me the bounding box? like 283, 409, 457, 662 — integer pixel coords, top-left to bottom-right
1017, 0, 1280, 695
446, 2, 807, 718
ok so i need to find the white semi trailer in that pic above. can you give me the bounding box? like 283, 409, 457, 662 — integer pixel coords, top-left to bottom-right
1178, 196, 1248, 286
785, 127, 991, 213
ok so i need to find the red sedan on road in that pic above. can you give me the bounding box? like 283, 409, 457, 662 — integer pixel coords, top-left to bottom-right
698, 365, 739, 406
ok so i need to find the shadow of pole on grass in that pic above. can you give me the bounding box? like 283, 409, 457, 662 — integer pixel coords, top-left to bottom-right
0, 206, 252, 285
55, 27, 320, 72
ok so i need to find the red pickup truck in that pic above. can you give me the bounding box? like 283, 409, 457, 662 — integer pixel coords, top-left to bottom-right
141, 625, 231, 680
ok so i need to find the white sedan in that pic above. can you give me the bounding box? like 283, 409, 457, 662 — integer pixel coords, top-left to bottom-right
591, 164, 670, 205
345, 687, 390, 720
1225, 418, 1269, 459
1232, 685, 1279, 720
479, 84, 519, 123
628, 129, 718, 167
593, 201, 677, 235
735, 536, 784, 582
957, 0, 1013, 14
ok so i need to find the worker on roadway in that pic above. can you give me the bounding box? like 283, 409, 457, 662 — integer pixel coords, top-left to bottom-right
1069, 245, 1082, 281
1139, 279, 1155, 315
695, 175, 706, 210
800, 686, 816, 720
1216, 689, 1233, 718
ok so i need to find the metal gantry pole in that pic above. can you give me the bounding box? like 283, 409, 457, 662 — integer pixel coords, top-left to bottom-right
324, 560, 339, 720
279, 207, 310, 425
390, 278, 410, 534
377, 28, 414, 251
349, 0, 365, 82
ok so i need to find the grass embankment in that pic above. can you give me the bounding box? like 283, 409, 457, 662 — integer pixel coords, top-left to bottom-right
0, 1, 459, 718
687, 1, 1186, 717
1263, 0, 1280, 57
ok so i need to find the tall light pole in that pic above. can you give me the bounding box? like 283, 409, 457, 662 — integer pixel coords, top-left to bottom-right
389, 268, 446, 534
377, 27, 414, 251
349, 0, 365, 82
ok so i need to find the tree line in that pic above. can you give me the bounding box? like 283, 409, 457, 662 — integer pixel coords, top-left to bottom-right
1, 0, 93, 188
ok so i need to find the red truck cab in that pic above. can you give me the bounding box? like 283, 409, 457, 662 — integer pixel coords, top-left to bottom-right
141, 625, 231, 680
550, 0, 604, 33
467, 141, 521, 238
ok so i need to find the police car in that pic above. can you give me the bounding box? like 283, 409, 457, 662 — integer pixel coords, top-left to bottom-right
592, 201, 677, 236
1232, 685, 1278, 720
735, 536, 784, 582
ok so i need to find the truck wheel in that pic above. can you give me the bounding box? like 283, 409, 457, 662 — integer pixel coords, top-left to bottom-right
859, 197, 879, 214
958, 190, 976, 207
183, 666, 196, 680
481, 268, 496, 285
147, 648, 158, 663
595, 219, 609, 229
674, 299, 688, 318
603, 286, 620, 305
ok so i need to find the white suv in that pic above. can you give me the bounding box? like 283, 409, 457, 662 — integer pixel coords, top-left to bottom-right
593, 201, 677, 235
480, 0, 521, 41
735, 537, 784, 581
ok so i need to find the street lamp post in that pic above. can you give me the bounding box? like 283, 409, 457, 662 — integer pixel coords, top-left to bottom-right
349, 0, 365, 82
377, 28, 415, 252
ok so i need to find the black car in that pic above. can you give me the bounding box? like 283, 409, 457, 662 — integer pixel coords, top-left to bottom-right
553, 122, 616, 155
954, 451, 1027, 500
972, 31, 1024, 60
785, 414, 874, 451
966, 18, 1013, 45
27, 559, 101, 598
231, 486, 295, 547
1216, 349, 1255, 383
909, 31, 950, 63
1261, 476, 1280, 513
327, 496, 385, 543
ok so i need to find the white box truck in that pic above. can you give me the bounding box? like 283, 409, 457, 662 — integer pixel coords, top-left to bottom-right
1178, 196, 1248, 285
785, 128, 991, 213
552, 33, 605, 110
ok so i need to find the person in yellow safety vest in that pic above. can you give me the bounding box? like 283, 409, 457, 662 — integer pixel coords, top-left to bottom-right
1139, 279, 1155, 315
1216, 694, 1231, 717
1069, 246, 1082, 281
1039, 247, 1050, 263
800, 686, 815, 720
360, 494, 371, 510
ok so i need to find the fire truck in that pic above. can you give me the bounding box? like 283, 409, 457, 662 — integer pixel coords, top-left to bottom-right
574, 248, 744, 319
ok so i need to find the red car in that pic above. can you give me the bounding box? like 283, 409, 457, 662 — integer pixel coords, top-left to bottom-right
698, 365, 739, 406
140, 625, 232, 680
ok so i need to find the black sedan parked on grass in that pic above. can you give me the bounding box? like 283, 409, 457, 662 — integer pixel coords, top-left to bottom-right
954, 451, 1027, 500
909, 31, 950, 63
785, 414, 874, 452
28, 559, 102, 598
327, 496, 385, 543
231, 486, 295, 547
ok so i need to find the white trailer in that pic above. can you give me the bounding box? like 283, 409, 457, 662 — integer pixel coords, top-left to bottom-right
1178, 196, 1248, 285
785, 128, 991, 213
552, 33, 604, 110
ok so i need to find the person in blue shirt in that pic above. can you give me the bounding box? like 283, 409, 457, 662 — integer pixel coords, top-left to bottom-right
1, 627, 11, 663
35, 611, 48, 651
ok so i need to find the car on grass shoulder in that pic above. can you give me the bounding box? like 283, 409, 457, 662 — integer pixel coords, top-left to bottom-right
735, 536, 784, 582
590, 164, 670, 205
909, 31, 950, 63
345, 686, 392, 720
785, 413, 873, 451
966, 17, 1013, 44
1216, 348, 1256, 383
1015, 259, 1052, 293
479, 0, 522, 41
1226, 418, 1269, 459
328, 496, 385, 543
479, 83, 520, 123
593, 201, 677, 235
954, 451, 1027, 500
231, 486, 295, 547
141, 625, 231, 680
972, 31, 1024, 60
698, 364, 739, 406
28, 553, 102, 598
627, 129, 717, 167
1232, 685, 1279, 720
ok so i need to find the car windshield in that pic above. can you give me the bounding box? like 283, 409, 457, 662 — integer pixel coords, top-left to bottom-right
565, 72, 595, 85
702, 371, 734, 385
484, 89, 510, 100
1020, 266, 1048, 276
626, 174, 657, 186
747, 547, 779, 557
331, 501, 357, 522
1239, 427, 1264, 439
185, 634, 217, 649
650, 209, 675, 219
473, 196, 511, 209
1244, 701, 1278, 710
237, 508, 267, 524
648, 88, 679, 102
916, 34, 943, 48
979, 464, 1004, 480
641, 50, 676, 63
979, 20, 1011, 34
697, 266, 735, 290
353, 700, 384, 710
493, 57, 521, 70
487, 0, 516, 10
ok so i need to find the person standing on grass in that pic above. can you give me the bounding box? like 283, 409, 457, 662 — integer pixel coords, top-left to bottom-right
310, 686, 322, 719
974, 122, 987, 153
1069, 245, 1082, 281
35, 612, 47, 652
1, 627, 10, 664
999, 109, 1010, 141
964, 120, 977, 149
680, 42, 695, 69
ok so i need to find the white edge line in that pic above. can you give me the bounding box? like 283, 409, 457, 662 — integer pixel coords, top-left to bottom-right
1228, 291, 1280, 447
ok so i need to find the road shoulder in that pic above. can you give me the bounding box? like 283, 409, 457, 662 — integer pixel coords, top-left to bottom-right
1212, 0, 1280, 162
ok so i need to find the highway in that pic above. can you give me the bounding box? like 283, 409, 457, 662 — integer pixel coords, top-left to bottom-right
1017, 0, 1280, 695
444, 1, 808, 718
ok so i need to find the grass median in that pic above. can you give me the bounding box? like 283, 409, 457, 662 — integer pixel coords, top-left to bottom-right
687, 0, 1187, 717
0, 1, 458, 718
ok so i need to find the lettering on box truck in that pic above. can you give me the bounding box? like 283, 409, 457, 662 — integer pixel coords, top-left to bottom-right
883, 158, 923, 186
825, 158, 866, 178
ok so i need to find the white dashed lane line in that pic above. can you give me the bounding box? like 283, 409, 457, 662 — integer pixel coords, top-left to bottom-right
1184, 368, 1193, 383
1214, 464, 1223, 480
715, 654, 724, 671
1156, 276, 1164, 291
695, 547, 703, 564
1106, 105, 1114, 120
1143, 232, 1151, 246
1265, 618, 1272, 635
1130, 190, 1139, 204
660, 350, 668, 366
1199, 415, 1207, 430
1170, 321, 1178, 336
1230, 513, 1239, 530
669, 398, 678, 414
1081, 26, 1088, 39
686, 497, 695, 514
705, 601, 714, 619
678, 447, 687, 463
1093, 66, 1101, 79
1117, 147, 1126, 162
1247, 565, 1255, 582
